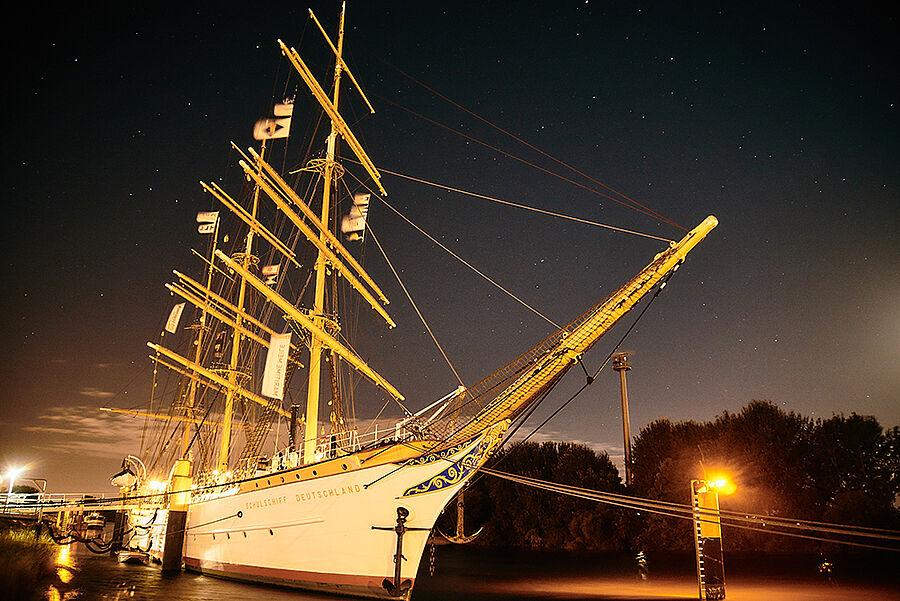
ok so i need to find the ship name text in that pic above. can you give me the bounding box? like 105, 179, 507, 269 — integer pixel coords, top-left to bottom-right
245, 495, 288, 510
296, 484, 362, 502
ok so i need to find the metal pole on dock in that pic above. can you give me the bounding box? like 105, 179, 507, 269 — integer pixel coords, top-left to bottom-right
612, 353, 633, 487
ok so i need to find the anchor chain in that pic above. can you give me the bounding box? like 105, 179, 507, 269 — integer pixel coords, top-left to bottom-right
429, 535, 435, 576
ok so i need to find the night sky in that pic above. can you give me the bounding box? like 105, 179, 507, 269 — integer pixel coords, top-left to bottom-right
2, 2, 897, 493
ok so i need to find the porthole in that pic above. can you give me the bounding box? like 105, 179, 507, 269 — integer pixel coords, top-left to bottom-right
269, 529, 274, 536
312, 470, 318, 476
342, 463, 348, 471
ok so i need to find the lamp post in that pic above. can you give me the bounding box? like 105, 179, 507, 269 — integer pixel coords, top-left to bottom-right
612, 352, 633, 487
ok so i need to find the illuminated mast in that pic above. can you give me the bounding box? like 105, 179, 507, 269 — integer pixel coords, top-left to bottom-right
278, 3, 391, 464
303, 5, 347, 464
181, 216, 218, 460
217, 143, 266, 472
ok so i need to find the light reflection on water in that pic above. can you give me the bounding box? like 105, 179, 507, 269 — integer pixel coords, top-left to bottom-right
46, 545, 76, 601
44, 545, 313, 601
42, 544, 898, 601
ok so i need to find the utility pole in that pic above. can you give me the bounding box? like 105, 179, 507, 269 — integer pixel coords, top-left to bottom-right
612, 352, 633, 487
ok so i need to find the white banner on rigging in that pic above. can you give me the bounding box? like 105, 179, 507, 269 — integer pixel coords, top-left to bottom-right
261, 332, 292, 400
341, 193, 370, 241
273, 102, 294, 117
165, 302, 186, 334
262, 263, 280, 286
253, 117, 292, 140
197, 211, 219, 234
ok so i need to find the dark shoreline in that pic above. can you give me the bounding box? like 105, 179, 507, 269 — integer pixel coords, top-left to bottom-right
0, 524, 58, 601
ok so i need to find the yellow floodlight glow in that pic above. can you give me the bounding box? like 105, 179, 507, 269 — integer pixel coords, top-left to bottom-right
4, 466, 24, 494
707, 474, 737, 495
4, 466, 24, 482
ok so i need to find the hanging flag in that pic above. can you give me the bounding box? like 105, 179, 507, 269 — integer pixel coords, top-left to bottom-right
273, 102, 294, 117
253, 116, 292, 140
262, 264, 280, 286
165, 302, 185, 334
213, 330, 227, 361
341, 193, 370, 241
261, 333, 292, 400
197, 211, 219, 234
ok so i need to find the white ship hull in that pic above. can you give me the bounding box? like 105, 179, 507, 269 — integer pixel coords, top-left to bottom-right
182, 424, 505, 599
125, 505, 168, 564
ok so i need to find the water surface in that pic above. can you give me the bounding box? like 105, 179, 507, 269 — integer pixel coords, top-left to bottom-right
44, 543, 898, 601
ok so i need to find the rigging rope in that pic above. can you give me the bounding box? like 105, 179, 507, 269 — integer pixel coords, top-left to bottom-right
503, 268, 672, 454
456, 270, 676, 498
375, 58, 686, 231
345, 157, 672, 244
374, 94, 683, 231
371, 189, 561, 328
366, 224, 465, 388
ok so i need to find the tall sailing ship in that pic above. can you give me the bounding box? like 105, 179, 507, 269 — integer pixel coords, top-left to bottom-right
106, 5, 716, 600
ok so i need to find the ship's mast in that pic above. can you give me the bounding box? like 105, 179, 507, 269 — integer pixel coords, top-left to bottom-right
218, 142, 266, 472
180, 217, 219, 460
304, 4, 346, 464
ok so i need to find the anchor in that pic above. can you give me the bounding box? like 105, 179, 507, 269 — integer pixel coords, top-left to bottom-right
437, 487, 483, 544
372, 507, 430, 597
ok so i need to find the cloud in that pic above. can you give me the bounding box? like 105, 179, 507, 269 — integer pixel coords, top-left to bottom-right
507, 427, 622, 455
23, 406, 146, 459
79, 387, 115, 399
505, 427, 627, 472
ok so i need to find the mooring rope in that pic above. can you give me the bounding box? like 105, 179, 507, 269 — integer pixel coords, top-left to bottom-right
479, 466, 900, 553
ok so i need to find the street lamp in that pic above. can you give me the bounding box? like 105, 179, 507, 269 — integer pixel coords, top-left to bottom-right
3, 467, 24, 513
612, 352, 633, 486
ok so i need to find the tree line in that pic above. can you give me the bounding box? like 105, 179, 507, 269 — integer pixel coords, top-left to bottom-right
443, 400, 898, 552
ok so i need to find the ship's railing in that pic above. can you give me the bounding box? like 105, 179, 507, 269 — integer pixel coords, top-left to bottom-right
189, 415, 439, 487
311, 417, 433, 457
0, 492, 129, 515
261, 416, 433, 474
